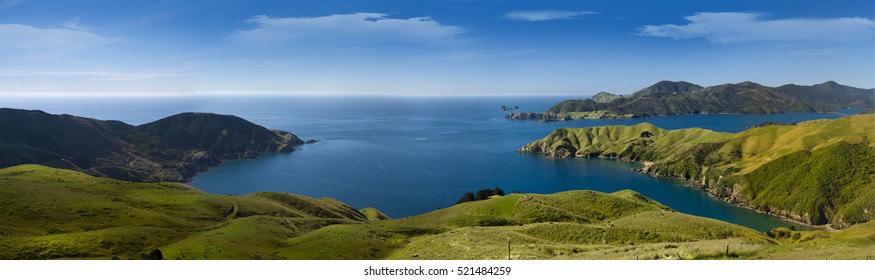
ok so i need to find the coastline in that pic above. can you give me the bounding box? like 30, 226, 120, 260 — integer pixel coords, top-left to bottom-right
507, 108, 859, 121
636, 160, 835, 232
550, 155, 833, 232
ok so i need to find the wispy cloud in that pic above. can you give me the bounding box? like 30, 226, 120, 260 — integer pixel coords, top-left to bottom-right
637, 12, 875, 43
0, 70, 177, 81
0, 0, 25, 9
502, 10, 599, 21
233, 13, 464, 45
0, 22, 116, 49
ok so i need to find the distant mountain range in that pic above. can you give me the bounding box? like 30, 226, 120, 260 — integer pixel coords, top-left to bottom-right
0, 109, 304, 182
508, 81, 875, 120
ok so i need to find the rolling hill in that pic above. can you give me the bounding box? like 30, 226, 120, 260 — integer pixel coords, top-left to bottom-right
521, 114, 875, 228
0, 109, 304, 182
1, 164, 872, 260
0, 164, 365, 259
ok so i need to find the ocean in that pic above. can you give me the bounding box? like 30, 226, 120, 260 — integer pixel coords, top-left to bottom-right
5, 95, 860, 231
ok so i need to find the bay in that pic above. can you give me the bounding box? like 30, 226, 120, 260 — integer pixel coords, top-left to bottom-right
4, 95, 858, 232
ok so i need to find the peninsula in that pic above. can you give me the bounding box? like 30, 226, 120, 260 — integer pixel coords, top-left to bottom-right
0, 109, 305, 182
521, 114, 875, 229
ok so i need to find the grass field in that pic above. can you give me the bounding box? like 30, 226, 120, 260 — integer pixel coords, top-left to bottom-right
1, 164, 872, 259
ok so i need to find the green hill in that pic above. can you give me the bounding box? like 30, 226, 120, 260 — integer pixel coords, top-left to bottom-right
360, 207, 390, 221
0, 109, 304, 182
275, 190, 774, 260
0, 164, 365, 259
508, 81, 874, 120
754, 221, 875, 260
521, 114, 875, 228
2, 164, 872, 260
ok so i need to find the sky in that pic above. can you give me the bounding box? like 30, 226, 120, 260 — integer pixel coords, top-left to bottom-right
0, 0, 873, 96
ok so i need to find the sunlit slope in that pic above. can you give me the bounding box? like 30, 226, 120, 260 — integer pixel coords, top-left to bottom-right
360, 207, 391, 221
0, 164, 367, 259
521, 114, 875, 227
753, 221, 875, 260
279, 191, 772, 260
3, 164, 872, 260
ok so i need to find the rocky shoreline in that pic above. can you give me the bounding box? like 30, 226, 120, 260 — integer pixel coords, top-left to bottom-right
636, 163, 833, 231
522, 151, 832, 231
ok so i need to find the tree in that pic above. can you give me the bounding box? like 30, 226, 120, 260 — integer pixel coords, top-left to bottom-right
475, 189, 492, 200
456, 192, 475, 204
493, 187, 505, 196
139, 248, 164, 260
457, 187, 506, 204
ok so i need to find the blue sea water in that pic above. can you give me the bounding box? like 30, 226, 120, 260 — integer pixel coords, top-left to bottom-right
4, 95, 860, 232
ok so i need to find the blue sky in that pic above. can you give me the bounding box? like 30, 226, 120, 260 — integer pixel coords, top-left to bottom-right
0, 0, 873, 96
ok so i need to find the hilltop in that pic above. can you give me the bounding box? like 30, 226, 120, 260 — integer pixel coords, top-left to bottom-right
508, 81, 874, 120
0, 109, 304, 182
521, 114, 875, 228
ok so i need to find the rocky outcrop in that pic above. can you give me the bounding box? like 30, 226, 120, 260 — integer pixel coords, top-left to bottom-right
506, 112, 549, 120
505, 112, 570, 122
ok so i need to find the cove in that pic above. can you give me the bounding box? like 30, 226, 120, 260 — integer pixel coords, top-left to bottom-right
181, 96, 857, 232
8, 95, 855, 232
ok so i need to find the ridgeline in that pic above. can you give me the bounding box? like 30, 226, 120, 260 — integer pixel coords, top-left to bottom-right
0, 109, 305, 182
508, 81, 874, 121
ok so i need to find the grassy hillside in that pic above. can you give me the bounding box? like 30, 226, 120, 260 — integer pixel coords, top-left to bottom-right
754, 221, 875, 259
0, 164, 366, 259
2, 164, 872, 260
360, 207, 390, 221
521, 114, 875, 228
277, 190, 775, 260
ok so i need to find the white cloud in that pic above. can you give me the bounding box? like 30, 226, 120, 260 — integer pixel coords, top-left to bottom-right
502, 10, 599, 21
637, 12, 875, 43
0, 0, 25, 9
233, 13, 464, 45
0, 70, 176, 81
0, 22, 115, 49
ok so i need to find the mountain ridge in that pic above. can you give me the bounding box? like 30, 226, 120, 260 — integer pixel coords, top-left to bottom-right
0, 108, 304, 182
508, 81, 874, 120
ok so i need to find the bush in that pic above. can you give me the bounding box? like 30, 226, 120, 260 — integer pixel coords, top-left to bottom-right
456, 187, 505, 204
139, 248, 163, 260
456, 192, 475, 204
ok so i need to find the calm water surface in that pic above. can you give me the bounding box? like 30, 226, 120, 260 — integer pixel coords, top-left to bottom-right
6, 95, 858, 231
